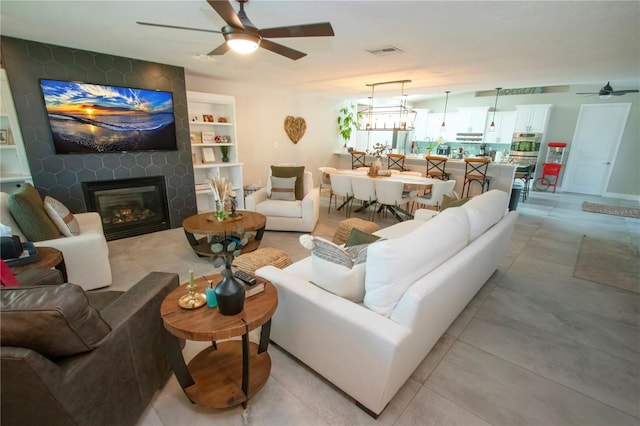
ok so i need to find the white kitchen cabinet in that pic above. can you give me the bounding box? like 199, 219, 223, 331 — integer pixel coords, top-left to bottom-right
515, 104, 552, 133
0, 68, 32, 193
456, 107, 489, 134
412, 108, 430, 141
187, 91, 244, 213
426, 112, 458, 142
484, 111, 517, 144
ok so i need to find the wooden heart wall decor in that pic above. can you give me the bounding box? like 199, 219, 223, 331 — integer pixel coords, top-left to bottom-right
284, 116, 306, 144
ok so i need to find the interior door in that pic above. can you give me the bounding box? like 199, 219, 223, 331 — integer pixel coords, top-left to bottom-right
562, 103, 631, 195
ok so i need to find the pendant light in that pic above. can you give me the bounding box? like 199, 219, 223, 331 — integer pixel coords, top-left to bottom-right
440, 91, 450, 132
488, 87, 502, 132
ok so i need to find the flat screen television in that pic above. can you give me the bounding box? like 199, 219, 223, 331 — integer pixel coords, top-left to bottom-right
39, 79, 178, 154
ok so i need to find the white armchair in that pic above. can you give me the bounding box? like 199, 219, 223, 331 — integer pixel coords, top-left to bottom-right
245, 170, 319, 232
1, 192, 111, 291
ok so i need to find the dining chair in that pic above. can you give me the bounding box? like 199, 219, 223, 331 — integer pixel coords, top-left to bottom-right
387, 153, 406, 171
350, 151, 367, 169
462, 157, 492, 197
329, 173, 354, 216
350, 175, 377, 221
425, 155, 450, 181
373, 179, 412, 222
318, 166, 336, 208
411, 179, 456, 212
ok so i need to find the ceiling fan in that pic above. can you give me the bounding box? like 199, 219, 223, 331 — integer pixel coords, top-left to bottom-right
137, 0, 334, 60
577, 82, 639, 98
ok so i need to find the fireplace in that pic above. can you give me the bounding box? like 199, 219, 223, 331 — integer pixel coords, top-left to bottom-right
82, 176, 170, 241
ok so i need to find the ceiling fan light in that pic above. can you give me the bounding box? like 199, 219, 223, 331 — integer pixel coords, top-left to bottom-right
599, 93, 612, 100
225, 31, 261, 54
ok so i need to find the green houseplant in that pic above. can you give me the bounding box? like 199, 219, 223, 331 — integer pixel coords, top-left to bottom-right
337, 103, 361, 150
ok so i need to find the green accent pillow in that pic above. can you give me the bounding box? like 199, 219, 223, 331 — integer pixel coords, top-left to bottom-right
271, 165, 305, 200
344, 227, 382, 247
7, 184, 60, 242
440, 194, 471, 211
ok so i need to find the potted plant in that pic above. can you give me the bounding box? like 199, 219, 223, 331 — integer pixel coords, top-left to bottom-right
337, 103, 361, 151
207, 229, 251, 315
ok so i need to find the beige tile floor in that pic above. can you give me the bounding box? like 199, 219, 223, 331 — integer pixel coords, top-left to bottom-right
126, 190, 639, 426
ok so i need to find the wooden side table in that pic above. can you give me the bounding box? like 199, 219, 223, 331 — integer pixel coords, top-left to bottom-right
160, 273, 277, 409
182, 210, 267, 257
9, 246, 68, 282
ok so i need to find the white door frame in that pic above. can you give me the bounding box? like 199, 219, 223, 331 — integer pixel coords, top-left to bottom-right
562, 103, 631, 195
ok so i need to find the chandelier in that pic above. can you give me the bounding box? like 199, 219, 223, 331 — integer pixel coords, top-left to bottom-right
361, 80, 417, 131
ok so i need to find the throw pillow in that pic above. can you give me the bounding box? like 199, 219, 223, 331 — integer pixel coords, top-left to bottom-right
344, 227, 381, 247
271, 165, 305, 200
299, 234, 369, 302
440, 194, 471, 211
269, 176, 297, 201
44, 196, 80, 237
7, 183, 60, 242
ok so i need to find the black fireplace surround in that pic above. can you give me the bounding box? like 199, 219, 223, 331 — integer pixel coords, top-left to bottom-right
82, 176, 170, 241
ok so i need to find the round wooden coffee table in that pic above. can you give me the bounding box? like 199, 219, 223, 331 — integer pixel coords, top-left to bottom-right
182, 210, 267, 257
9, 246, 68, 281
160, 273, 277, 409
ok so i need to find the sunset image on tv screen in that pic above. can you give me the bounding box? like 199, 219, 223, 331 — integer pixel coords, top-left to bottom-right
39, 79, 177, 153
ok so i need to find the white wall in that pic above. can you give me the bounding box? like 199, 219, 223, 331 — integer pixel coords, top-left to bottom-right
186, 75, 344, 189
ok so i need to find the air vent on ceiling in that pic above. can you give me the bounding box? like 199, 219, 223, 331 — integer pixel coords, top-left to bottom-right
366, 45, 404, 56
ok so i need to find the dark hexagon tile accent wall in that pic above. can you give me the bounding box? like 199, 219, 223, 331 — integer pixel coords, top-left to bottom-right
1, 36, 197, 229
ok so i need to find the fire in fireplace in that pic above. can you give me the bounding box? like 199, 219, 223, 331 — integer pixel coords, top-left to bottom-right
82, 176, 170, 240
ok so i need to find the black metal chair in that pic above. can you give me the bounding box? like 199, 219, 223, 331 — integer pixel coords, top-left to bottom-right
462, 157, 492, 197
350, 151, 367, 169
387, 153, 406, 171
425, 155, 450, 181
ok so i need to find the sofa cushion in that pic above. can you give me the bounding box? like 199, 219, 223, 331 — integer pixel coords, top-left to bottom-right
0, 283, 111, 358
271, 165, 305, 200
461, 189, 508, 241
7, 184, 60, 242
300, 235, 369, 302
364, 207, 470, 317
269, 176, 297, 201
44, 196, 80, 237
256, 199, 302, 218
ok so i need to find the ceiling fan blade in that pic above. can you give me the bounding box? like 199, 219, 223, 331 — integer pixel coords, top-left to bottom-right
259, 22, 334, 38
208, 42, 231, 56
137, 21, 221, 34
208, 0, 244, 28
576, 92, 597, 95
260, 39, 307, 60
612, 89, 639, 95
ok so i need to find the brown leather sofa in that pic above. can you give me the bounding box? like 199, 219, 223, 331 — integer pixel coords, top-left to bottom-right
1, 271, 179, 426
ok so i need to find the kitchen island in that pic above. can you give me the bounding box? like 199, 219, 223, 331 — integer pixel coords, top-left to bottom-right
335, 152, 517, 198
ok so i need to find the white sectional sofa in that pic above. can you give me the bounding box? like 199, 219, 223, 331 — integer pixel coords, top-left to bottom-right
256, 190, 517, 416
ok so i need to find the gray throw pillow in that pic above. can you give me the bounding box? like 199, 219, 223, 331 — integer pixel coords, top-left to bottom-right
270, 176, 297, 201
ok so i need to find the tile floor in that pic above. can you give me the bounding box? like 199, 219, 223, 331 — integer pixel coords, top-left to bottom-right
137, 190, 639, 426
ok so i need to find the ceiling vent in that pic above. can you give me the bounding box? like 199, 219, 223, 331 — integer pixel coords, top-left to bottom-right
366, 45, 404, 56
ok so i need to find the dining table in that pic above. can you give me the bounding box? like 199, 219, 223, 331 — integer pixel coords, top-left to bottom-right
329, 169, 442, 220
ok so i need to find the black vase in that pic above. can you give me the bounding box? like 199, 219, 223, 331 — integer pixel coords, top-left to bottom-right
214, 266, 245, 315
